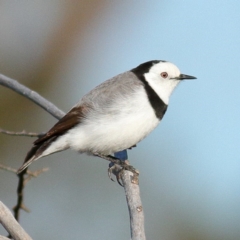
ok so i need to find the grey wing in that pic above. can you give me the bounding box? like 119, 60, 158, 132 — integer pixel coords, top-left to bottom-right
78, 71, 144, 115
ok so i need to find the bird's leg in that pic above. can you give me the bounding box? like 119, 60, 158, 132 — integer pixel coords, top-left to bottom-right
93, 153, 122, 165
93, 153, 139, 186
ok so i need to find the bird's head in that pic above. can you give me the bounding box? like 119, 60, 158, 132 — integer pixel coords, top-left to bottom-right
143, 60, 196, 104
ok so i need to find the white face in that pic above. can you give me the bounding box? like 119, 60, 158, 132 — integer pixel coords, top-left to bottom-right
144, 61, 182, 104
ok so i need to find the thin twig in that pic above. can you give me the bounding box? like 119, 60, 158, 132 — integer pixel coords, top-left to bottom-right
0, 163, 48, 220
0, 164, 18, 174
13, 170, 26, 221
0, 164, 48, 178
24, 168, 49, 184
13, 167, 49, 219
0, 129, 42, 138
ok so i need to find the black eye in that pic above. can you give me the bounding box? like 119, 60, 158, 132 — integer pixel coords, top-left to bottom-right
161, 72, 168, 78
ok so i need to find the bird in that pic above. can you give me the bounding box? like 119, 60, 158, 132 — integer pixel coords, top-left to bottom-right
17, 60, 196, 175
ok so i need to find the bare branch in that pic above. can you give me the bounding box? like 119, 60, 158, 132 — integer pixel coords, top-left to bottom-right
121, 171, 146, 240
0, 129, 41, 138
0, 201, 32, 240
0, 235, 11, 240
0, 73, 64, 120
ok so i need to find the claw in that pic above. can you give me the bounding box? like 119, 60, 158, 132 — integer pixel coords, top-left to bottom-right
108, 165, 115, 182
108, 164, 124, 186
116, 170, 123, 187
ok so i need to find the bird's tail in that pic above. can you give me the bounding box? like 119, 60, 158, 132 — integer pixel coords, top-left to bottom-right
17, 144, 43, 174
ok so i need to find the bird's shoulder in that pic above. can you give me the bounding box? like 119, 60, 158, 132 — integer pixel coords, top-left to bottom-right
82, 71, 144, 102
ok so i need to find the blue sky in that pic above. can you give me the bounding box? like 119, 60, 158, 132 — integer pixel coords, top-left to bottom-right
1, 1, 240, 239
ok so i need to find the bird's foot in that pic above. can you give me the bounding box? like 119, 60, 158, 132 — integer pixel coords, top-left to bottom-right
93, 153, 139, 186
108, 160, 139, 186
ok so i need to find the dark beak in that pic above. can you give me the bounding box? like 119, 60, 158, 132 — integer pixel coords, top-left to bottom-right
176, 74, 197, 80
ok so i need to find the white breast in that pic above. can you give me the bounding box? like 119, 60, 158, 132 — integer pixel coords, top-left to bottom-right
67, 87, 160, 155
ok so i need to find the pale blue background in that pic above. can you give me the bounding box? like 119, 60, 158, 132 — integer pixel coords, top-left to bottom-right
0, 1, 240, 239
